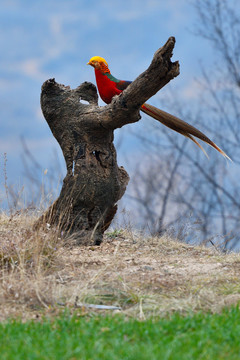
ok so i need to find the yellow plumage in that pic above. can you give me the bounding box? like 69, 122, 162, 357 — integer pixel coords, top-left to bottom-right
87, 56, 108, 66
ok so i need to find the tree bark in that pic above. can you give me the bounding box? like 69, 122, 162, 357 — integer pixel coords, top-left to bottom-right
36, 37, 179, 245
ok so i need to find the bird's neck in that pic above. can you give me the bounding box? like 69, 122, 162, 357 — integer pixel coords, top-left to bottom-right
98, 62, 111, 74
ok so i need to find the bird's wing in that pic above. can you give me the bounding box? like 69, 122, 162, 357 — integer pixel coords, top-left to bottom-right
105, 73, 132, 91
116, 80, 132, 91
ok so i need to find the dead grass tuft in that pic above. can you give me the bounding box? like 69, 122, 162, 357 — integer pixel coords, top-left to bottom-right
0, 212, 61, 319
1, 214, 240, 321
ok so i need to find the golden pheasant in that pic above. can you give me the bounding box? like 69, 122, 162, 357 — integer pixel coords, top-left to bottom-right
87, 56, 230, 159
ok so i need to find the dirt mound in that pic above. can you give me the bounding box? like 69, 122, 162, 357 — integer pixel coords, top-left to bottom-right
1, 215, 240, 320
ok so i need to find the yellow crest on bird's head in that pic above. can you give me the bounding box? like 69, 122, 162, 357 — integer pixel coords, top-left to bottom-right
87, 56, 108, 67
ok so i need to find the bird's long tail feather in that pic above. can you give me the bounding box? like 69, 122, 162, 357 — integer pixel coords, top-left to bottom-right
141, 103, 231, 160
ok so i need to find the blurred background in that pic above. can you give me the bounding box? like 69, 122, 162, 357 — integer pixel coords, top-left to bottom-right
1, 0, 240, 249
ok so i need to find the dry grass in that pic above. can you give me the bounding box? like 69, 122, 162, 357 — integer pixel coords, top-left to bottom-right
1, 212, 240, 321
0, 212, 61, 319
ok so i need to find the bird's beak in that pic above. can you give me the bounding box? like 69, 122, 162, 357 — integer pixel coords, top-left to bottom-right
87, 61, 90, 65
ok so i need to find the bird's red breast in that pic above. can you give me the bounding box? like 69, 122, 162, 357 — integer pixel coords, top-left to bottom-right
95, 68, 122, 104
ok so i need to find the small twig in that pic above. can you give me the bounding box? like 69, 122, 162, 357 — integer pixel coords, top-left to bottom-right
59, 299, 122, 311
76, 303, 122, 310
139, 298, 145, 320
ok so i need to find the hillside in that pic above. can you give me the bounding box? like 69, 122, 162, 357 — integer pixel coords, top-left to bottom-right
1, 213, 240, 321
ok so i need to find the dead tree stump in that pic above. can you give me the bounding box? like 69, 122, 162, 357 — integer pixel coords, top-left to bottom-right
36, 37, 180, 245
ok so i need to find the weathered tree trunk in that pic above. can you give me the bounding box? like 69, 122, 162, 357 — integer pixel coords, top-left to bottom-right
36, 37, 179, 245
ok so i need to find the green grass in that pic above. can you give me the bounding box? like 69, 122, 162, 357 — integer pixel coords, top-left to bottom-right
1, 307, 240, 360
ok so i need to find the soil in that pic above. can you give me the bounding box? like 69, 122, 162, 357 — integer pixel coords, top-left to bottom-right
1, 220, 240, 321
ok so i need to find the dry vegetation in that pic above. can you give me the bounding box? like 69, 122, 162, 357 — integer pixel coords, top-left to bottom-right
1, 212, 240, 321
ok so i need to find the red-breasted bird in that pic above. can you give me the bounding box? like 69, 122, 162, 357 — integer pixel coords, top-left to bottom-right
87, 56, 230, 160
